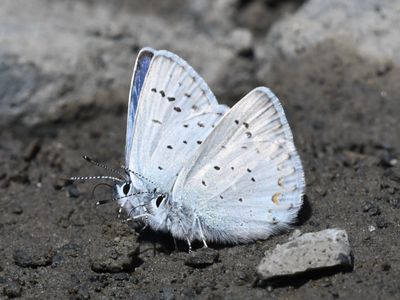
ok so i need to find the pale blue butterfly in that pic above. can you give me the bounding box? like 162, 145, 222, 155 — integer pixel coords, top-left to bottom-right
72, 47, 305, 251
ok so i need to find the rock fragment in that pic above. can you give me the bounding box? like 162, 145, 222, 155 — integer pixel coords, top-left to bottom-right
3, 280, 22, 298
67, 184, 81, 198
184, 248, 219, 268
23, 139, 41, 161
257, 229, 352, 281
90, 236, 140, 273
13, 246, 55, 268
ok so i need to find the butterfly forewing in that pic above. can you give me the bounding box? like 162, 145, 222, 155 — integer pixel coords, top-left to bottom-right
127, 49, 228, 192
125, 48, 153, 164
172, 87, 305, 243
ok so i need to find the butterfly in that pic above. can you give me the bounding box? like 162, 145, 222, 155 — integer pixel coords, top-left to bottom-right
71, 47, 305, 251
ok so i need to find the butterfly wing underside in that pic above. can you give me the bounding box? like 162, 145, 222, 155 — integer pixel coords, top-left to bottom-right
125, 48, 153, 165
172, 87, 305, 243
126, 49, 228, 192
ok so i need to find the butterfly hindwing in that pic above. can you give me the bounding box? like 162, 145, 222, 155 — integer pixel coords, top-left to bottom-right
127, 49, 228, 192
172, 87, 305, 243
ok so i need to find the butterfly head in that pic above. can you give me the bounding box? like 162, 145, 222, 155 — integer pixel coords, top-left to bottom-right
112, 169, 170, 229
70, 156, 170, 229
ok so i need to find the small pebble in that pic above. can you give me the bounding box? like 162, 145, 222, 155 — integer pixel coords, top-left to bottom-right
388, 198, 400, 209
76, 285, 90, 300
12, 205, 23, 215
90, 237, 140, 273
381, 263, 391, 272
184, 248, 219, 268
13, 247, 54, 268
3, 280, 22, 298
112, 273, 129, 281
363, 203, 380, 216
375, 218, 389, 229
67, 185, 81, 198
23, 139, 41, 161
53, 177, 70, 190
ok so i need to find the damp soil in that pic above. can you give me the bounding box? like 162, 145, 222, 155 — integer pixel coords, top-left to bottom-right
1, 15, 400, 300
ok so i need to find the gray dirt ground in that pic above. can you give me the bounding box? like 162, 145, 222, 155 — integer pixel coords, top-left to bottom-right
1, 0, 400, 299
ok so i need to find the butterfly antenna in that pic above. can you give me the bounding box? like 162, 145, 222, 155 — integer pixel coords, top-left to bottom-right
70, 175, 124, 183
82, 155, 127, 179
122, 165, 157, 187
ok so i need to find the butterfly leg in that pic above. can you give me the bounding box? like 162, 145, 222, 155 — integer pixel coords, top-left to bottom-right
173, 237, 178, 252
186, 238, 192, 253
126, 213, 151, 221
118, 199, 128, 218
196, 217, 208, 248
140, 224, 149, 232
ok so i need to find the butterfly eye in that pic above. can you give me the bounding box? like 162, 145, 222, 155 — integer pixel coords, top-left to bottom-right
123, 183, 130, 195
155, 195, 165, 208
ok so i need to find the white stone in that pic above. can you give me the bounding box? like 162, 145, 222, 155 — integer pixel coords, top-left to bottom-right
228, 28, 253, 53
257, 229, 352, 280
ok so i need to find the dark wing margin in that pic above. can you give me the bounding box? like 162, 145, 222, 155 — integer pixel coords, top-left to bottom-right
125, 47, 155, 165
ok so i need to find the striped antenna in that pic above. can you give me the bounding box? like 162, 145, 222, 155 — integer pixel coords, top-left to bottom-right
122, 165, 157, 187
82, 156, 126, 179
70, 175, 124, 183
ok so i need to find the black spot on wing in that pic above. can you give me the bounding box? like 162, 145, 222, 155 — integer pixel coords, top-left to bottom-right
183, 140, 187, 144
151, 88, 157, 92
168, 97, 175, 102
167, 145, 173, 149
251, 177, 256, 182
197, 122, 205, 127
183, 124, 189, 128
159, 90, 165, 97
234, 120, 239, 125
184, 93, 191, 98
174, 107, 182, 112
197, 141, 202, 145
158, 166, 163, 170
202, 180, 206, 186
152, 119, 162, 124
214, 166, 220, 170
246, 132, 252, 138
247, 168, 252, 173
243, 122, 249, 129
